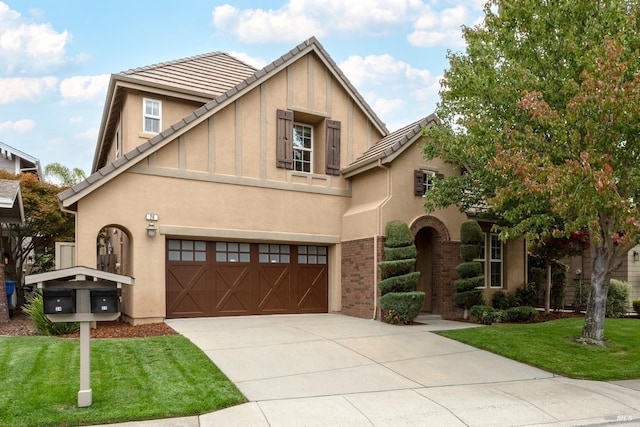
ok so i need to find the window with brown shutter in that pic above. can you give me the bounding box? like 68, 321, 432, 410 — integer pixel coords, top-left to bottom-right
414, 169, 425, 196
325, 120, 341, 175
276, 109, 294, 169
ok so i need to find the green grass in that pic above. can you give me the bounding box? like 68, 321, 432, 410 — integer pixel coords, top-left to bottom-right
0, 335, 246, 427
439, 318, 640, 381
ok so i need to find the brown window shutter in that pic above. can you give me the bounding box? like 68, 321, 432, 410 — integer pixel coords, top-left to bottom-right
414, 170, 425, 196
325, 120, 341, 176
276, 109, 294, 169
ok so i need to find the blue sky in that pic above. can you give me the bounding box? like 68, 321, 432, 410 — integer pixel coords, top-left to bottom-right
0, 0, 484, 175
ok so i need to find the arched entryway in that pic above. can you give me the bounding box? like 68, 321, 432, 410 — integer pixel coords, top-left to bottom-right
96, 225, 133, 276
410, 215, 458, 315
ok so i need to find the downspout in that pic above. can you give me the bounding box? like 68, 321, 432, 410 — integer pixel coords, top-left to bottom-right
373, 158, 393, 319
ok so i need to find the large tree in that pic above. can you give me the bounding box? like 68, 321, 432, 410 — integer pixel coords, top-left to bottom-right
424, 0, 640, 343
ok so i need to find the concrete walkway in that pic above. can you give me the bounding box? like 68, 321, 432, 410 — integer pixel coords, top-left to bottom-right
114, 314, 640, 426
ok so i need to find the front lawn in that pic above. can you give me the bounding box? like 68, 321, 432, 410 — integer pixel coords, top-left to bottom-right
439, 318, 640, 381
0, 335, 245, 427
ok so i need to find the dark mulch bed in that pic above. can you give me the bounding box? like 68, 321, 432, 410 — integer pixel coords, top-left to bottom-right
0, 311, 177, 338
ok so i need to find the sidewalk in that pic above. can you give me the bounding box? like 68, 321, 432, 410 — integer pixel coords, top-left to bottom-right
106, 314, 640, 426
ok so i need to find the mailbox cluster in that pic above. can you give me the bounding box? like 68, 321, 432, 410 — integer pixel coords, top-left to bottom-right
43, 288, 121, 314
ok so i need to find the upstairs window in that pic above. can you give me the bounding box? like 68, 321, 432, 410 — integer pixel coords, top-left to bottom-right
143, 98, 161, 134
276, 109, 341, 176
414, 169, 443, 196
293, 124, 313, 173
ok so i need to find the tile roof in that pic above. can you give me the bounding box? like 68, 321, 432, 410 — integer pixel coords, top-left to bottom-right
60, 37, 392, 207
342, 114, 439, 177
0, 179, 23, 224
118, 52, 258, 98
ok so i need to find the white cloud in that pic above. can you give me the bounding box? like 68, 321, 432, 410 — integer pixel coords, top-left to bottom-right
372, 98, 405, 118
0, 1, 73, 74
340, 54, 433, 88
73, 127, 98, 139
228, 51, 266, 69
212, 1, 427, 43
69, 116, 84, 124
0, 77, 58, 103
59, 74, 109, 102
0, 119, 35, 132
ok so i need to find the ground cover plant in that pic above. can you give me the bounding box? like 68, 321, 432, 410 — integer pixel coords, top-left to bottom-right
0, 335, 245, 426
440, 318, 640, 381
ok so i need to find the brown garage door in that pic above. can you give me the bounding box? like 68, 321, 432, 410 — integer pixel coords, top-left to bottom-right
166, 240, 328, 318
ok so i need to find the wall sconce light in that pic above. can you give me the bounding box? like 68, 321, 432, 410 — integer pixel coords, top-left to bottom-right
633, 251, 639, 262
145, 213, 159, 237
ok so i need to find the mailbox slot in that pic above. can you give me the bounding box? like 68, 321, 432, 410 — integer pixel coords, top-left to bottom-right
90, 288, 121, 313
43, 289, 76, 314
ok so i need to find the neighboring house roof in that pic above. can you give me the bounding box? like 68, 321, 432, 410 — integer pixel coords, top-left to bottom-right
342, 114, 439, 178
93, 52, 258, 171
0, 179, 24, 224
62, 37, 389, 210
0, 141, 43, 178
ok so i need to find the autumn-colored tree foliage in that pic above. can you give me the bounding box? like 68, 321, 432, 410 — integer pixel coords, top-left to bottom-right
423, 0, 640, 343
0, 170, 75, 306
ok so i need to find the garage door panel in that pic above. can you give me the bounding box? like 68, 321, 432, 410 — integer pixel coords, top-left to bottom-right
257, 265, 292, 313
214, 265, 252, 315
166, 263, 210, 318
167, 241, 328, 317
296, 265, 328, 313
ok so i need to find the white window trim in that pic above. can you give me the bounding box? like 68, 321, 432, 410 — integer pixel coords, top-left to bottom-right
293, 122, 313, 173
143, 98, 161, 134
422, 169, 436, 196
489, 233, 503, 288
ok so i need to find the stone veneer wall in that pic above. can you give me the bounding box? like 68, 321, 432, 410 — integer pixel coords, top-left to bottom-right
341, 236, 385, 319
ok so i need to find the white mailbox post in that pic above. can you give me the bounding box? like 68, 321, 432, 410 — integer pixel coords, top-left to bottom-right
25, 266, 134, 407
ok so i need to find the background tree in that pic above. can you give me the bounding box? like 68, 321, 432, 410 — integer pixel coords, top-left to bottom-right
423, 0, 640, 343
0, 170, 75, 308
44, 162, 86, 186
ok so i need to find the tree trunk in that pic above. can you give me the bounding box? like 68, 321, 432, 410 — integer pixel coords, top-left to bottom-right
581, 239, 616, 343
545, 261, 551, 313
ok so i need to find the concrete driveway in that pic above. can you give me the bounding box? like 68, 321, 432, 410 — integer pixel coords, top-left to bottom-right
155, 314, 640, 426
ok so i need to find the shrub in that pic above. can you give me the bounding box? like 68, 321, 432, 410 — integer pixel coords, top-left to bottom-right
572, 280, 589, 312
22, 290, 79, 336
459, 244, 480, 261
550, 262, 568, 311
379, 259, 415, 280
384, 220, 414, 248
384, 246, 417, 261
378, 272, 420, 295
607, 279, 630, 318
515, 282, 541, 307
470, 305, 501, 325
379, 292, 425, 324
491, 291, 518, 310
505, 306, 539, 322
632, 298, 640, 316
455, 261, 482, 279
460, 220, 484, 247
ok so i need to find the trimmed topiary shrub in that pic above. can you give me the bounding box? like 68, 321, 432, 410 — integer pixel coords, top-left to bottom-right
22, 290, 79, 336
505, 306, 539, 322
384, 245, 418, 261
550, 262, 568, 311
633, 298, 640, 316
454, 220, 485, 318
378, 272, 421, 295
377, 220, 423, 324
607, 279, 631, 318
384, 220, 415, 248
379, 259, 416, 280
380, 291, 425, 324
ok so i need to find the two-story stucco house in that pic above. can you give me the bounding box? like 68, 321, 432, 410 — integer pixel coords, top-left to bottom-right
58, 37, 527, 324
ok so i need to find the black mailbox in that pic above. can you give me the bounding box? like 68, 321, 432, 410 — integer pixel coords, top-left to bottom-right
90, 288, 121, 313
43, 289, 76, 314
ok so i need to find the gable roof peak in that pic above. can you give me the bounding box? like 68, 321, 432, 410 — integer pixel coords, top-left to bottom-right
118, 51, 256, 76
